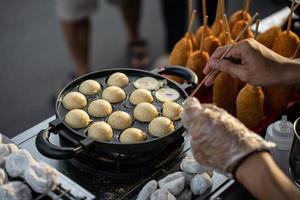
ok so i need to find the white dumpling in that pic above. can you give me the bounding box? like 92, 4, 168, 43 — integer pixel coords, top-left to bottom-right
137, 180, 158, 200
0, 144, 19, 168
88, 99, 112, 117
150, 188, 176, 200
190, 173, 212, 195
119, 128, 146, 143
24, 162, 58, 194
129, 89, 153, 105
107, 111, 132, 130
87, 122, 113, 141
0, 169, 8, 185
64, 109, 91, 129
62, 91, 87, 110
0, 181, 32, 200
162, 101, 183, 121
102, 86, 126, 103
5, 149, 36, 178
79, 79, 101, 95
107, 72, 129, 88
133, 103, 158, 122
155, 88, 180, 102
134, 77, 161, 90
148, 117, 175, 137
158, 172, 185, 196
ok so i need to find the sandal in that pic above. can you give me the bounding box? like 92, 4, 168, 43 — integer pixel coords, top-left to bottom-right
128, 40, 150, 69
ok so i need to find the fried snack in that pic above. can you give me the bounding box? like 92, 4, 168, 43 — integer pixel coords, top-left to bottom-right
231, 20, 254, 41
186, 51, 209, 82
264, 31, 299, 111
203, 36, 221, 56
229, 10, 251, 30
185, 33, 199, 51
213, 72, 239, 115
211, 19, 224, 37
272, 31, 299, 58
195, 26, 214, 43
211, 0, 225, 36
236, 84, 264, 128
256, 26, 282, 49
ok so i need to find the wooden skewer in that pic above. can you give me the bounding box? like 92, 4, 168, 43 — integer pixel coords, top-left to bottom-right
188, 0, 193, 22
190, 12, 259, 96
223, 14, 232, 40
243, 0, 250, 22
202, 0, 207, 24
225, 32, 232, 45
288, 0, 296, 32
187, 10, 197, 36
292, 42, 300, 59
200, 16, 208, 52
254, 18, 260, 39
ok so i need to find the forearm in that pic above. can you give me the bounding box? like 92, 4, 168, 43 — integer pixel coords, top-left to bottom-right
279, 58, 300, 85
235, 152, 300, 200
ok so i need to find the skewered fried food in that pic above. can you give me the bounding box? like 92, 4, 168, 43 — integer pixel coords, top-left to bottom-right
256, 26, 282, 49
168, 37, 193, 66
236, 84, 264, 128
229, 10, 251, 30
186, 51, 209, 81
272, 31, 299, 58
231, 20, 254, 41
211, 0, 225, 36
185, 33, 200, 51
203, 36, 221, 55
195, 26, 214, 43
213, 73, 239, 115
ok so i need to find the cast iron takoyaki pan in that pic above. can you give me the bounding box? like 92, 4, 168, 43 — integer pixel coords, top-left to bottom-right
36, 66, 198, 159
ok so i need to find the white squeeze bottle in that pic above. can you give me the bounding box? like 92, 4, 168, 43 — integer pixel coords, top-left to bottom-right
265, 115, 294, 175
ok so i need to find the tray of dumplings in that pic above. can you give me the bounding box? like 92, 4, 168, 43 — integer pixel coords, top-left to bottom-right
56, 68, 188, 145
0, 134, 95, 200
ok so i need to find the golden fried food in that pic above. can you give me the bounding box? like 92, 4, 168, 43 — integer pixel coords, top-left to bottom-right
168, 37, 193, 66
211, 19, 224, 36
203, 36, 221, 55
195, 26, 214, 43
236, 84, 264, 128
231, 20, 254, 41
256, 26, 281, 49
213, 72, 239, 115
229, 10, 251, 30
272, 31, 299, 58
185, 33, 200, 51
186, 50, 210, 81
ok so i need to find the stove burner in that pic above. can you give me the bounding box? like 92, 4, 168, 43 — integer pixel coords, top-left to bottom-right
67, 136, 185, 178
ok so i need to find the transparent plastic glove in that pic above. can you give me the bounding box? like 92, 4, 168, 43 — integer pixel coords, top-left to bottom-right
181, 97, 275, 175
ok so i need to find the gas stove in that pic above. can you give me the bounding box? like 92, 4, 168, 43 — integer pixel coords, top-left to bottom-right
11, 116, 253, 200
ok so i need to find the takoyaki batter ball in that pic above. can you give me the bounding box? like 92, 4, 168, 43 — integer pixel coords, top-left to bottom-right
102, 86, 126, 104
129, 89, 153, 105
88, 99, 112, 117
107, 111, 132, 130
162, 101, 183, 121
79, 79, 101, 95
62, 92, 87, 110
148, 117, 175, 137
119, 128, 147, 144
133, 103, 159, 122
64, 109, 91, 129
107, 72, 129, 88
87, 121, 113, 141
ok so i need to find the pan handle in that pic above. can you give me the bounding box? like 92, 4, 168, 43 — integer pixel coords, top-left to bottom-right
35, 126, 84, 159
153, 65, 198, 90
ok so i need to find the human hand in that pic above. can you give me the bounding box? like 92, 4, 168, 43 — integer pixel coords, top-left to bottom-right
203, 38, 290, 87
181, 97, 275, 175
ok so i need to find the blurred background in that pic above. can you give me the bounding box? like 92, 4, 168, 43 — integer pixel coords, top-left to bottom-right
0, 0, 290, 137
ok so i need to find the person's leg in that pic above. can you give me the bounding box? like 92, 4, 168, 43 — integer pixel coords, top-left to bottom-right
56, 0, 97, 75
119, 0, 141, 43
61, 19, 90, 75
161, 0, 187, 53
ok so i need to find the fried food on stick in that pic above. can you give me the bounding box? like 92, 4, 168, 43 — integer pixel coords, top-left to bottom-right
211, 0, 225, 36
203, 36, 222, 56
236, 84, 264, 128
229, 0, 251, 29
256, 26, 282, 49
231, 20, 254, 41
272, 31, 299, 58
213, 72, 239, 115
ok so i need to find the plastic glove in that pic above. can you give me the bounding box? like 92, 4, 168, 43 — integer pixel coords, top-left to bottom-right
181, 97, 275, 175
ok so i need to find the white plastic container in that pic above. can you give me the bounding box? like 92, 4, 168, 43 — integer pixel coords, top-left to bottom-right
265, 115, 294, 175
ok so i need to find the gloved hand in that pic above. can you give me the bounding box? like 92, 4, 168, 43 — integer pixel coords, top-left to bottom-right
181, 97, 275, 176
